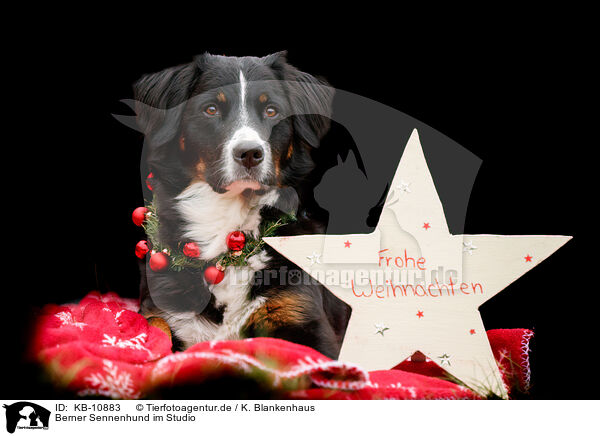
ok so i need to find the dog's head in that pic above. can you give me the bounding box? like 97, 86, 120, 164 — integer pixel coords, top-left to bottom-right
134, 52, 333, 196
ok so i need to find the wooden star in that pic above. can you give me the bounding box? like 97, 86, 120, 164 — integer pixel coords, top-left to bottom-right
264, 129, 571, 398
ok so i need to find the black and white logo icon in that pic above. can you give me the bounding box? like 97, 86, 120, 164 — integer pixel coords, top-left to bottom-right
2, 402, 50, 433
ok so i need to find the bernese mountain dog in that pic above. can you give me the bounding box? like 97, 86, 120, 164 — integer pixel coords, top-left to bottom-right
133, 51, 351, 359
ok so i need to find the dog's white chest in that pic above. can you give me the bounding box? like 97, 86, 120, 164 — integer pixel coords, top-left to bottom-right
166, 259, 268, 348
169, 181, 277, 348
210, 266, 266, 340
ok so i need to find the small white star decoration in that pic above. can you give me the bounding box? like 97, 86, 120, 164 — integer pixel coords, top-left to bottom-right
374, 323, 390, 336
306, 251, 322, 265
438, 353, 451, 366
386, 180, 411, 207
463, 240, 477, 255
397, 180, 411, 194
265, 129, 571, 398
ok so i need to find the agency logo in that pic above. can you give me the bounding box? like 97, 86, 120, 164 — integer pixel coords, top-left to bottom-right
2, 402, 50, 434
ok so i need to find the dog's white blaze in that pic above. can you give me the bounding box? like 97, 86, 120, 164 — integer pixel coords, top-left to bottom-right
228, 125, 264, 145
222, 71, 272, 182
239, 70, 247, 120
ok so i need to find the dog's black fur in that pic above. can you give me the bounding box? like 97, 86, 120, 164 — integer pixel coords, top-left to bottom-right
134, 52, 351, 359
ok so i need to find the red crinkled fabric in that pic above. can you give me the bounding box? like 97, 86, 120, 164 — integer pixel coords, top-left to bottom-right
30, 292, 533, 399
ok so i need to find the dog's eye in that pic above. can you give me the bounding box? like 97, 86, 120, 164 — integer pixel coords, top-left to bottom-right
204, 104, 219, 116
265, 106, 278, 118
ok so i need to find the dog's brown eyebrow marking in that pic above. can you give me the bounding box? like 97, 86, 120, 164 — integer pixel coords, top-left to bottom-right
259, 93, 268, 103
217, 91, 226, 102
286, 143, 294, 159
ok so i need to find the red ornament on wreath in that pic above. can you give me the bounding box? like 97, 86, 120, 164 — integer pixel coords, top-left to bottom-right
132, 207, 148, 226
149, 252, 169, 271
226, 231, 245, 251
135, 240, 149, 259
183, 242, 201, 258
204, 265, 225, 284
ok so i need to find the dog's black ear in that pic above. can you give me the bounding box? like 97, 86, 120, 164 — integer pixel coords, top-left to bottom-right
194, 52, 219, 70
260, 50, 288, 67
133, 62, 200, 146
269, 54, 334, 148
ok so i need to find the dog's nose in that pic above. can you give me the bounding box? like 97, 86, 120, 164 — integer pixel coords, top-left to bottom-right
233, 143, 264, 169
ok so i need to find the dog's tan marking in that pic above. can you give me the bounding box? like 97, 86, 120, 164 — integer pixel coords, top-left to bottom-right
192, 159, 206, 182
259, 93, 268, 103
188, 159, 207, 184
217, 91, 226, 103
271, 147, 283, 183
147, 316, 172, 340
179, 136, 185, 151
274, 157, 281, 179
286, 143, 294, 159
245, 293, 312, 335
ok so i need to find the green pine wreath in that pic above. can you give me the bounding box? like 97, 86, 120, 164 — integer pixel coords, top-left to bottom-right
143, 199, 296, 272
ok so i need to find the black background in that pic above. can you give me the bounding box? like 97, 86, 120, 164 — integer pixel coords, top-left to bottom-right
8, 23, 591, 399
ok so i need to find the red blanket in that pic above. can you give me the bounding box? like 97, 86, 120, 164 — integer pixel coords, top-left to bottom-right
30, 291, 533, 399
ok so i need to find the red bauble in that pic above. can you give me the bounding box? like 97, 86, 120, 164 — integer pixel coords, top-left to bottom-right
226, 231, 246, 251
183, 242, 201, 258
204, 265, 225, 284
135, 240, 149, 259
132, 207, 148, 226
146, 172, 154, 191
149, 252, 169, 271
